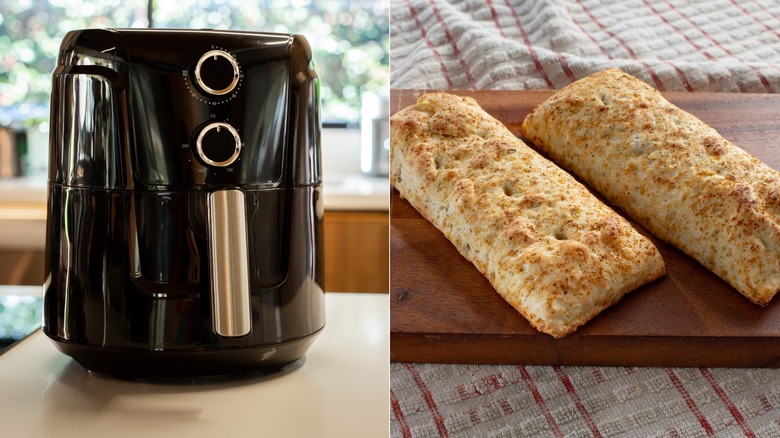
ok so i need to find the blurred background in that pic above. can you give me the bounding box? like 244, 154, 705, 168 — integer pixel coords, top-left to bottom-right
1, 0, 390, 183
0, 0, 389, 140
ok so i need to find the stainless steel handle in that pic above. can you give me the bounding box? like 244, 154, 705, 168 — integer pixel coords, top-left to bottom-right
207, 189, 251, 337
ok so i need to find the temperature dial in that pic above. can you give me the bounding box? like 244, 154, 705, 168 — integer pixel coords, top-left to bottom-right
196, 122, 241, 167
194, 50, 240, 96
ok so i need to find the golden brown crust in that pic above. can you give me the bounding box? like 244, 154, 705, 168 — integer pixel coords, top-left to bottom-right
521, 68, 780, 306
391, 92, 665, 337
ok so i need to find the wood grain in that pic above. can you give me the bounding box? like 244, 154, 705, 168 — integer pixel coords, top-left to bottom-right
390, 89, 780, 367
324, 211, 389, 293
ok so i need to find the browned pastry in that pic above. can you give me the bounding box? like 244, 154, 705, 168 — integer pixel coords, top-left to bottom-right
521, 68, 780, 306
390, 92, 665, 337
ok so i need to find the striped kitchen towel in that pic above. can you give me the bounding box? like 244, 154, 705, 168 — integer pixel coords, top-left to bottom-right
391, 363, 780, 437
390, 0, 780, 93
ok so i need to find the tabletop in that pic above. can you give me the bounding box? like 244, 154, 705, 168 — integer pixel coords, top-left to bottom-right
0, 291, 389, 438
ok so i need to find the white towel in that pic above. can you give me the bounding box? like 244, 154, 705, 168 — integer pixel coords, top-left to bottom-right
391, 0, 780, 92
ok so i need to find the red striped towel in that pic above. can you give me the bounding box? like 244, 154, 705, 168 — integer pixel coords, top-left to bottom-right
391, 0, 780, 92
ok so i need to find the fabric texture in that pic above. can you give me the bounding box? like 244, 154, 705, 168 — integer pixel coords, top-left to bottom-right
391, 363, 780, 437
390, 0, 780, 92
390, 0, 780, 436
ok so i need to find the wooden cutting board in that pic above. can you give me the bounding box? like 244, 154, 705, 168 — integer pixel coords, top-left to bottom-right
390, 89, 780, 367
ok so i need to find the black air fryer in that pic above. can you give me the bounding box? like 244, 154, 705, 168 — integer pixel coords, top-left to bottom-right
43, 29, 325, 377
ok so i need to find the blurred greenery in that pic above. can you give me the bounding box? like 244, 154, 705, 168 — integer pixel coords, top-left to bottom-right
0, 0, 389, 125
0, 295, 42, 345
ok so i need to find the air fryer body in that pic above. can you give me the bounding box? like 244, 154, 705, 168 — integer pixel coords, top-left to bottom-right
43, 29, 325, 377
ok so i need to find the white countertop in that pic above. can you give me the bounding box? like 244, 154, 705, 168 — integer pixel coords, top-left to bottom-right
322, 172, 389, 211
0, 290, 389, 438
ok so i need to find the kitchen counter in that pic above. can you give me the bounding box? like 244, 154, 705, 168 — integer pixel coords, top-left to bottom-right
322, 172, 389, 211
0, 289, 389, 437
0, 176, 47, 249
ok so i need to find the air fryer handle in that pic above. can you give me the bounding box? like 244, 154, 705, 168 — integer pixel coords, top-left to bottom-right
207, 190, 251, 337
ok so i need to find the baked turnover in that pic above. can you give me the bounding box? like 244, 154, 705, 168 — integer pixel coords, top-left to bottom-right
521, 68, 780, 306
391, 92, 665, 337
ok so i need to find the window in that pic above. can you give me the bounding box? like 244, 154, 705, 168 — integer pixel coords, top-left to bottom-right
0, 0, 389, 164
0, 294, 42, 349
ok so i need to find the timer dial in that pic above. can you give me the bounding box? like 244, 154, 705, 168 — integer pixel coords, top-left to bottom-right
196, 122, 242, 167
194, 50, 240, 96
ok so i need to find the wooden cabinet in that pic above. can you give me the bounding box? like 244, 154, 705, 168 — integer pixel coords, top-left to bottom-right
323, 211, 389, 293
0, 212, 391, 294
0, 250, 44, 285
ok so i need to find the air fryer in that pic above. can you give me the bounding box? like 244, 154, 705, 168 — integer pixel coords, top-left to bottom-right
43, 28, 325, 377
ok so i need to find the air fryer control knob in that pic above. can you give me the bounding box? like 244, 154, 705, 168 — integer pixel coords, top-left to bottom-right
194, 50, 239, 96
196, 122, 241, 167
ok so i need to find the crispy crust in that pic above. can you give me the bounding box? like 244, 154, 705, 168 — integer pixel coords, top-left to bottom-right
391, 93, 665, 337
521, 68, 780, 306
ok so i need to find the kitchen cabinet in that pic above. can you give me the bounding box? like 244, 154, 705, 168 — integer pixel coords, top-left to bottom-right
323, 211, 389, 293
0, 215, 393, 293
0, 249, 43, 285
0, 213, 392, 293
0, 175, 390, 291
